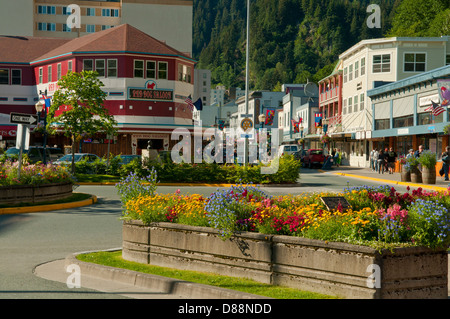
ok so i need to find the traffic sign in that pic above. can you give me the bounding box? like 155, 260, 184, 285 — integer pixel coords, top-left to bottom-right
240, 118, 253, 131
10, 112, 38, 125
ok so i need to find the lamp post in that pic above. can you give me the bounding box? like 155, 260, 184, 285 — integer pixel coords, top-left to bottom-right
322, 118, 329, 153
35, 100, 47, 164
299, 125, 304, 149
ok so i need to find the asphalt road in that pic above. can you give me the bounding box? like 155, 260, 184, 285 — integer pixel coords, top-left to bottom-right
0, 169, 409, 299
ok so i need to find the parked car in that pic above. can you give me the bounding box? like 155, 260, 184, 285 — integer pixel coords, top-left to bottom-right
278, 144, 300, 157
53, 153, 100, 165
302, 149, 326, 168
4, 146, 61, 164
115, 155, 141, 165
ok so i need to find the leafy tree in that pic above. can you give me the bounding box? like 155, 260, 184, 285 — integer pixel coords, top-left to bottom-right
387, 0, 449, 37
47, 71, 117, 173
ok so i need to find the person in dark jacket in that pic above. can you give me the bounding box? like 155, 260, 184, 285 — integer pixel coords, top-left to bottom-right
442, 146, 449, 181
377, 149, 385, 174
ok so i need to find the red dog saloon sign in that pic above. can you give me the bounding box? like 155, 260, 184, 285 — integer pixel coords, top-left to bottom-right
128, 80, 173, 102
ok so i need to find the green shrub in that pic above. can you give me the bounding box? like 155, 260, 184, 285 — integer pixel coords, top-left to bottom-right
418, 150, 437, 169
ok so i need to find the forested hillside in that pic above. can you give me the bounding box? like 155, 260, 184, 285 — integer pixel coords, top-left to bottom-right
193, 0, 449, 91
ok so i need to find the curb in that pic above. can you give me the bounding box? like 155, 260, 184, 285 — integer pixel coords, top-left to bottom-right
77, 182, 303, 188
0, 194, 98, 215
333, 172, 449, 191
66, 250, 272, 299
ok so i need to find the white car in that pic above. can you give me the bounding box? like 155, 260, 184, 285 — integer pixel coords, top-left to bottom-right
278, 144, 300, 157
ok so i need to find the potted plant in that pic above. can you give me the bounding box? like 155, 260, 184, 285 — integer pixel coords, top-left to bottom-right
320, 134, 331, 144
406, 156, 421, 183
443, 124, 450, 135
418, 150, 437, 184
399, 156, 410, 182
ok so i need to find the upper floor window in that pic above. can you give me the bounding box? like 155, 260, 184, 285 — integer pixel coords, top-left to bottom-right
102, 9, 119, 17
57, 63, 62, 80
86, 24, 95, 33
39, 68, 43, 84
0, 69, 9, 85
446, 55, 450, 66
348, 64, 353, 81
107, 59, 117, 77
63, 24, 71, 32
134, 60, 144, 78
83, 59, 93, 71
95, 60, 105, 77
373, 54, 391, 73
38, 5, 55, 15
158, 62, 168, 80
48, 65, 52, 82
354, 61, 359, 79
38, 22, 56, 32
146, 61, 156, 79
343, 67, 348, 83
404, 53, 426, 72
87, 8, 95, 16
68, 61, 73, 74
360, 57, 366, 76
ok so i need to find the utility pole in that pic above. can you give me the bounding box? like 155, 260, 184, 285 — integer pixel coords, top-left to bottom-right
244, 0, 250, 166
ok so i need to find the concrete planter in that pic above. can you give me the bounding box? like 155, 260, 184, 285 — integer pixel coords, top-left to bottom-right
0, 182, 73, 204
122, 221, 448, 299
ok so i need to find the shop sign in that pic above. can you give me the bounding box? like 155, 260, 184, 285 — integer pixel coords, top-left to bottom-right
128, 80, 173, 102
419, 94, 440, 107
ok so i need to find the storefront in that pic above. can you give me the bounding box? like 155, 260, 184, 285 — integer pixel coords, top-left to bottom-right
368, 65, 450, 160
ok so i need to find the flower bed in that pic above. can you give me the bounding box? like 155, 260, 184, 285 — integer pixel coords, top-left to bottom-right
0, 160, 74, 204
117, 173, 450, 298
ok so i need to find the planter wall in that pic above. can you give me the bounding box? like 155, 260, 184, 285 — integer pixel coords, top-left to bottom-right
0, 182, 73, 204
122, 221, 448, 299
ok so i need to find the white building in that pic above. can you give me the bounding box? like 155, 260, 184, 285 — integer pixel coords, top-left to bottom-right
338, 36, 450, 167
194, 69, 211, 106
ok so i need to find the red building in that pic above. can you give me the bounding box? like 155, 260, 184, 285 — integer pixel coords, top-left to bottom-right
0, 24, 196, 155
318, 60, 343, 139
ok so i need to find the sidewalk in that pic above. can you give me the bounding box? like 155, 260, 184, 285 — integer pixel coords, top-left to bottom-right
322, 166, 450, 191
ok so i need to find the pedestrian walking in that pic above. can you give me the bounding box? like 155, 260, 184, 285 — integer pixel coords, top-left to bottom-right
334, 149, 341, 167
373, 149, 379, 172
442, 146, 449, 181
377, 149, 385, 174
370, 148, 375, 171
387, 147, 397, 174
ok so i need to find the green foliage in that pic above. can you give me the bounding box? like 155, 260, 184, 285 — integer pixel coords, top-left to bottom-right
195, 0, 396, 91
387, 0, 449, 37
418, 150, 437, 169
47, 70, 117, 173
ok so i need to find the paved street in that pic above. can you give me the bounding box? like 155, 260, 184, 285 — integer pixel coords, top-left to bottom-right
0, 167, 448, 299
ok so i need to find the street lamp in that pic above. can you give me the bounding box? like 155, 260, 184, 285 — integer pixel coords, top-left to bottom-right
35, 100, 47, 164
258, 113, 266, 129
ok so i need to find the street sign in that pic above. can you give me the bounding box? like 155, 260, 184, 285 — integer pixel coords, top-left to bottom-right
10, 112, 38, 125
240, 118, 253, 131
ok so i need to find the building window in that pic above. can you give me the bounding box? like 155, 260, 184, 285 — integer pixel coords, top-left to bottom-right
447, 55, 450, 66
102, 9, 119, 17
361, 57, 366, 76
353, 95, 358, 112
404, 53, 426, 72
0, 69, 9, 85
101, 25, 113, 30
62, 7, 71, 15
343, 99, 347, 115
38, 22, 55, 31
95, 60, 105, 77
158, 62, 168, 80
360, 93, 364, 111
375, 119, 390, 130
68, 61, 73, 74
343, 67, 347, 83
39, 68, 43, 84
348, 97, 352, 114
418, 112, 443, 125
348, 64, 353, 81
48, 65, 52, 82
107, 59, 117, 77
57, 63, 62, 80
86, 24, 95, 33
134, 60, 144, 78
354, 61, 359, 79
146, 61, 156, 79
38, 5, 55, 14
86, 8, 95, 16
83, 59, 93, 71
63, 24, 71, 32
393, 115, 414, 128
373, 54, 391, 73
